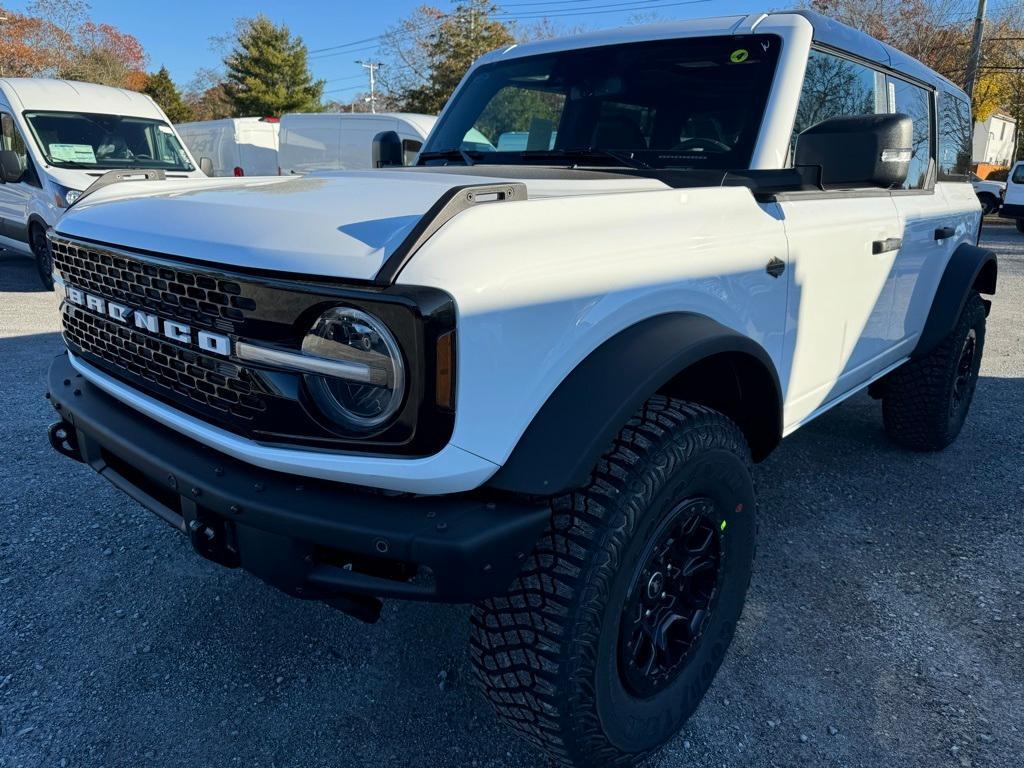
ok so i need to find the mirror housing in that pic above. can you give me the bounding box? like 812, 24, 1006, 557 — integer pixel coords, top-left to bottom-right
199, 157, 215, 177
372, 130, 404, 168
0, 150, 23, 183
795, 114, 913, 189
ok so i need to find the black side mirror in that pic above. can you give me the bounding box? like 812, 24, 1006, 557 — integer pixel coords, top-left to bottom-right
199, 157, 215, 177
0, 150, 23, 183
372, 130, 403, 168
795, 114, 913, 189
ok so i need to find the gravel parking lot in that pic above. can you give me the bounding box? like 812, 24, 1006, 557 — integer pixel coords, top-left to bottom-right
1, 227, 1021, 768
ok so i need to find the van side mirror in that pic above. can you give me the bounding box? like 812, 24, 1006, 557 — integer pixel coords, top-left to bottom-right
199, 157, 215, 177
795, 114, 913, 189
372, 131, 403, 168
0, 150, 22, 183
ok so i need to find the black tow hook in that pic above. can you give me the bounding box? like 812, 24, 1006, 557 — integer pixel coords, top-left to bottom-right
48, 420, 83, 462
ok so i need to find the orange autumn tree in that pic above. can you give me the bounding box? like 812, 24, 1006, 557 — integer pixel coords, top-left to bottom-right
0, 1, 147, 89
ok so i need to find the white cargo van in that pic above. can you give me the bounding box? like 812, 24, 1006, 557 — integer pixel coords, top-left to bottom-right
0, 78, 208, 288
277, 112, 436, 175
176, 117, 280, 177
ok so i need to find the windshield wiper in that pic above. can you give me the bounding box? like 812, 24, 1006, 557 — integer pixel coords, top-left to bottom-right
418, 149, 481, 166
518, 148, 650, 170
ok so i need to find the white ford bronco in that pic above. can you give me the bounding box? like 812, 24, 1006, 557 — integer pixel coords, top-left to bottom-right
46, 10, 997, 767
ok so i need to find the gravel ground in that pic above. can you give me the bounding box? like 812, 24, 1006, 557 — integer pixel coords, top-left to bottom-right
0, 227, 1021, 768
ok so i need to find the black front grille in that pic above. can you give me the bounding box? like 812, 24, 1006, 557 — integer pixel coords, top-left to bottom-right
63, 304, 266, 421
51, 237, 257, 333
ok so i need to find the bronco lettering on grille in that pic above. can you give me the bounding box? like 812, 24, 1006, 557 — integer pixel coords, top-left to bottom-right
66, 285, 232, 357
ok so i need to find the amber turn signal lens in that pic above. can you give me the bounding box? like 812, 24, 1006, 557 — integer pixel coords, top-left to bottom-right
436, 331, 455, 409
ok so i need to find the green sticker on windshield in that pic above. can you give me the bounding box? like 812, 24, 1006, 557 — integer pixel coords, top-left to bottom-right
730, 49, 750, 64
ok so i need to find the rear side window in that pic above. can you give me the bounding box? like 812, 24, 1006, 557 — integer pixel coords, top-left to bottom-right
937, 91, 973, 180
887, 76, 933, 189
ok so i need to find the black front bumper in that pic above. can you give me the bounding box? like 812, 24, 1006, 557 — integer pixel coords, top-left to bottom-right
47, 353, 548, 608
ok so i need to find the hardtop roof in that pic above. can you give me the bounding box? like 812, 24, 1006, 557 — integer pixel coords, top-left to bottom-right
474, 10, 968, 101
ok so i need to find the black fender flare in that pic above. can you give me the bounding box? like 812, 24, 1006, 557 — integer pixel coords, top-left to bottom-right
487, 313, 782, 496
913, 243, 997, 358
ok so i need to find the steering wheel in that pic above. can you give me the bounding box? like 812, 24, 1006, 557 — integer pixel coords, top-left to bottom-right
674, 137, 731, 153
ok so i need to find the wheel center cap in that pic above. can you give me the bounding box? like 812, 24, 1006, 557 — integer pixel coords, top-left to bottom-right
647, 572, 665, 599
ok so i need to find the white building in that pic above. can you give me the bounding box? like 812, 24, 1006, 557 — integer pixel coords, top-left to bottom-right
973, 112, 1017, 167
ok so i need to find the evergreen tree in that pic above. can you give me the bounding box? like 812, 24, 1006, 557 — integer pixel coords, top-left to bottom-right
144, 66, 193, 123
223, 16, 324, 117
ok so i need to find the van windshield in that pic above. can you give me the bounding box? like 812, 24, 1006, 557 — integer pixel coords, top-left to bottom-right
419, 34, 781, 170
23, 111, 195, 171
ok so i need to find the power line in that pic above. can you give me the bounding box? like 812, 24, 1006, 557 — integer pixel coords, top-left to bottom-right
496, 0, 711, 20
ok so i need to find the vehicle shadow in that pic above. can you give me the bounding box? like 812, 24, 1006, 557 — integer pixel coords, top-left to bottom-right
0, 251, 48, 293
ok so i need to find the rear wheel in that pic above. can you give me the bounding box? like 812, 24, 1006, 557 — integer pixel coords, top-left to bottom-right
30, 223, 54, 291
882, 292, 986, 451
471, 398, 756, 767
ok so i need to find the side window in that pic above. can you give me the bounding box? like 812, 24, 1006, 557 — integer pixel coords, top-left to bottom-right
1012, 164, 1024, 185
937, 91, 973, 180
887, 76, 933, 189
402, 139, 422, 166
0, 113, 31, 182
792, 49, 886, 151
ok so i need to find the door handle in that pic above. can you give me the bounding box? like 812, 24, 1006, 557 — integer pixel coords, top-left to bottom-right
871, 237, 902, 254
934, 226, 956, 240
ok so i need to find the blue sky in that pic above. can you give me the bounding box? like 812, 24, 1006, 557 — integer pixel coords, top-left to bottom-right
9, 0, 768, 95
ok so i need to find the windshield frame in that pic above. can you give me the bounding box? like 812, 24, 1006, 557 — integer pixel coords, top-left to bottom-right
22, 110, 196, 172
419, 33, 783, 172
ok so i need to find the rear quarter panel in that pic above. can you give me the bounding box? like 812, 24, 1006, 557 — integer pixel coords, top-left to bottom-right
396, 186, 790, 466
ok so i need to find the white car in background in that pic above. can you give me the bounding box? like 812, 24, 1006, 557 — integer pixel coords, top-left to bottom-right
1000, 160, 1024, 232
0, 78, 208, 289
175, 117, 280, 177
277, 112, 435, 175
970, 171, 1005, 214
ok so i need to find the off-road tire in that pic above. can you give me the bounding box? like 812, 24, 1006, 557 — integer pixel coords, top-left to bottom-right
882, 292, 986, 451
470, 398, 756, 767
30, 223, 54, 291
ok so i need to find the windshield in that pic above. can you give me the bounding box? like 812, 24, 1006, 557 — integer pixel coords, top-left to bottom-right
23, 111, 195, 171
421, 34, 781, 170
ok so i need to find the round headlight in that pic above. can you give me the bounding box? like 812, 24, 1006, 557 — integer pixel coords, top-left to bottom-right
301, 307, 406, 431
64, 189, 81, 206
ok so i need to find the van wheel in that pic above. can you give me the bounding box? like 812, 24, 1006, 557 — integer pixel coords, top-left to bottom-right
882, 292, 986, 451
30, 223, 54, 291
471, 398, 756, 767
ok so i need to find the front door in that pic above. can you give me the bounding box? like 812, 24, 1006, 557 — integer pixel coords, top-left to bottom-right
0, 112, 34, 246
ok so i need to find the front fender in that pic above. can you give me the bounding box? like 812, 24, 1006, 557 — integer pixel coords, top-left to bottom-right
488, 313, 782, 495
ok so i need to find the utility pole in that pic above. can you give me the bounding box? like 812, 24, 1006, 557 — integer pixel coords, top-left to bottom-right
963, 0, 988, 104
356, 60, 383, 114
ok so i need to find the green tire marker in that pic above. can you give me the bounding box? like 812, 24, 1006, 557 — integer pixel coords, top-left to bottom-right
730, 49, 749, 64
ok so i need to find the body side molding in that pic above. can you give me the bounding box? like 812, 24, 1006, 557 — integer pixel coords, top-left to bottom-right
488, 313, 782, 496
913, 243, 997, 359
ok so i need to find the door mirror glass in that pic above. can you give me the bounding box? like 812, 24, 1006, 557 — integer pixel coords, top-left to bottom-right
199, 156, 215, 176
795, 114, 912, 189
372, 130, 403, 168
0, 149, 23, 183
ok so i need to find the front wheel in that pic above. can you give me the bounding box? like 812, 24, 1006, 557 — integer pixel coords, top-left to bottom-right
471, 398, 756, 767
30, 223, 54, 291
977, 193, 998, 215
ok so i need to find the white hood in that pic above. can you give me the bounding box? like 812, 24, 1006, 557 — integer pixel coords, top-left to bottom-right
53, 169, 667, 281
